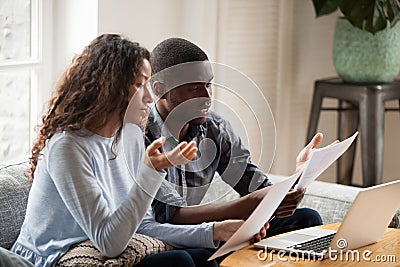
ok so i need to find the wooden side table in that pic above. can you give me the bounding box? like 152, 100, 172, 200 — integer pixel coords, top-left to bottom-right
306, 78, 400, 187
220, 223, 400, 266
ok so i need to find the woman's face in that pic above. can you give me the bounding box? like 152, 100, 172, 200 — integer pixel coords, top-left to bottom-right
125, 59, 153, 125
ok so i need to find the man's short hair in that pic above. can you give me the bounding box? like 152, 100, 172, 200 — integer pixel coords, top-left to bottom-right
150, 37, 208, 74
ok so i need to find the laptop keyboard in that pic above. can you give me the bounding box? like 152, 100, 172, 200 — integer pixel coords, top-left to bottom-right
287, 233, 335, 253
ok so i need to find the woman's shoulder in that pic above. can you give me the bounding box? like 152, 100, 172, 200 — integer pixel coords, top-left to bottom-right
40, 130, 102, 168
48, 130, 86, 145
46, 130, 96, 155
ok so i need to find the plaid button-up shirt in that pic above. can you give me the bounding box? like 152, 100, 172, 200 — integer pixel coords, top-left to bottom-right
145, 107, 271, 223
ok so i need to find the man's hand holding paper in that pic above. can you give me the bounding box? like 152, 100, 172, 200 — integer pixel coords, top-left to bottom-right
274, 188, 306, 218
295, 132, 324, 173
274, 132, 325, 218
294, 131, 358, 190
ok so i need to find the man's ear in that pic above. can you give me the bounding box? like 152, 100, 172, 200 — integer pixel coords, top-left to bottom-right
153, 82, 167, 99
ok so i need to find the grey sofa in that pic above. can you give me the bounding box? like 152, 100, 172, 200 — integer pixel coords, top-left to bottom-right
1, 161, 399, 251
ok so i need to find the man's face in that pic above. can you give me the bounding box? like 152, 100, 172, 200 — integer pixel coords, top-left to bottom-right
164, 82, 212, 125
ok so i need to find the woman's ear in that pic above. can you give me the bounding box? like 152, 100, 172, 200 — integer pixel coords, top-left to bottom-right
153, 82, 167, 99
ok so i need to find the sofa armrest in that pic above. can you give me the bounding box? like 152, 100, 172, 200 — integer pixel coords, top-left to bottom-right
0, 161, 30, 249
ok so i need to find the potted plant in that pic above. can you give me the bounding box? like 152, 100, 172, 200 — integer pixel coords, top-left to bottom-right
312, 0, 400, 83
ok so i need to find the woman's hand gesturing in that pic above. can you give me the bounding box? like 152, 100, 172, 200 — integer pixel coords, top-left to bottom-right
145, 137, 198, 171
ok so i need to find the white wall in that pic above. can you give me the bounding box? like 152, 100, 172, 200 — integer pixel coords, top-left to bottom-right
97, 0, 218, 59
52, 0, 98, 80
98, 0, 182, 50
51, 0, 218, 80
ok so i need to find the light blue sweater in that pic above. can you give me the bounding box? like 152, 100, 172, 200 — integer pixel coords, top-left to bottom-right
12, 125, 165, 267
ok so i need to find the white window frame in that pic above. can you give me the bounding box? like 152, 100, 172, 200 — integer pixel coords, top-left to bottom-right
0, 0, 50, 157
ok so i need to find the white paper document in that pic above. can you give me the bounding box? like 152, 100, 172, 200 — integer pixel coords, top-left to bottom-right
208, 131, 358, 261
208, 173, 300, 260
294, 131, 358, 189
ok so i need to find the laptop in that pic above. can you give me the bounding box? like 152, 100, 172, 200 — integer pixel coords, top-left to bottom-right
254, 179, 400, 259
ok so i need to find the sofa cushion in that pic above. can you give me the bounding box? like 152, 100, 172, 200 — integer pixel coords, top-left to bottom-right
0, 161, 30, 249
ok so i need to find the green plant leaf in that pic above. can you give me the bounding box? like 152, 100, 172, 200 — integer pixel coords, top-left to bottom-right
339, 0, 387, 34
313, 0, 400, 34
386, 0, 400, 26
365, 1, 388, 33
339, 0, 371, 28
312, 0, 339, 17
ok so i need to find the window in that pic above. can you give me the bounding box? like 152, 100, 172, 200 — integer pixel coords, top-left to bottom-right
0, 0, 41, 162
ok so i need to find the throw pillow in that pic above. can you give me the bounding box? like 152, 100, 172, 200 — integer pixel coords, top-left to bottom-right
56, 234, 173, 267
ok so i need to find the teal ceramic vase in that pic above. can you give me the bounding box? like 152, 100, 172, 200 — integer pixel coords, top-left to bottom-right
333, 18, 400, 83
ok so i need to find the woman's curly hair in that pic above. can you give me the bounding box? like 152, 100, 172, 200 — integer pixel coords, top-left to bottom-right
29, 34, 150, 182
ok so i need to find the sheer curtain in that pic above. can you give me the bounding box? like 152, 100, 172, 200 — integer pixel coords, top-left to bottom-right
213, 0, 296, 175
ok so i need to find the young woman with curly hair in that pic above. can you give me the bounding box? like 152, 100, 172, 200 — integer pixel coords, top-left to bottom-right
9, 34, 217, 267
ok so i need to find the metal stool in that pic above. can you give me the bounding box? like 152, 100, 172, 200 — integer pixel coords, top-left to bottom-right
306, 77, 400, 187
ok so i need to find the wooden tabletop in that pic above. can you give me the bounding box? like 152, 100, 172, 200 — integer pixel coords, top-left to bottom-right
220, 223, 400, 266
